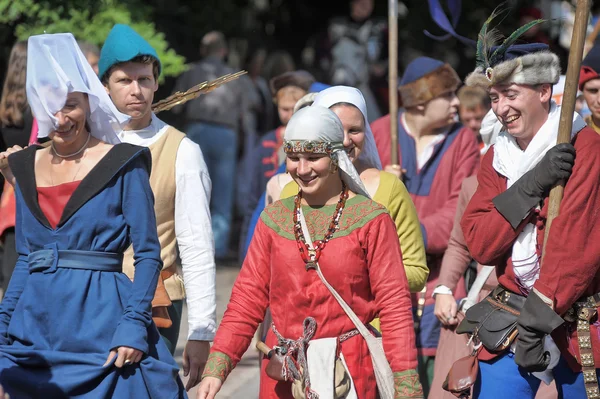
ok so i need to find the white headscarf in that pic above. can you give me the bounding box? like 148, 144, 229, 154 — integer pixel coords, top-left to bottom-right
284, 105, 370, 198
26, 33, 129, 144
313, 86, 383, 170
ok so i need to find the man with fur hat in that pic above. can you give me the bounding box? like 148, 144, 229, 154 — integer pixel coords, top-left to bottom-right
371, 57, 480, 395
99, 24, 216, 391
460, 16, 600, 398
579, 41, 600, 133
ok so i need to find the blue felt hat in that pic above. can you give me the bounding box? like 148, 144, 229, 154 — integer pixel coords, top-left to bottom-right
400, 57, 445, 86
398, 57, 461, 107
309, 82, 331, 93
489, 43, 549, 66
98, 24, 161, 81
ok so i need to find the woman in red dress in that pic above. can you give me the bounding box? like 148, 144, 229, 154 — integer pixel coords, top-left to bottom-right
198, 105, 422, 399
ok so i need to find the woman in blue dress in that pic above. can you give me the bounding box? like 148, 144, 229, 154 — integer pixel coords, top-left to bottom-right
0, 33, 186, 398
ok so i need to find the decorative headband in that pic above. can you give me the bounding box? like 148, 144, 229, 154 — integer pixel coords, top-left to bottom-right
283, 140, 343, 155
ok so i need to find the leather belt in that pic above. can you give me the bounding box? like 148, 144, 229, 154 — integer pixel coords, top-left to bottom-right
564, 293, 600, 399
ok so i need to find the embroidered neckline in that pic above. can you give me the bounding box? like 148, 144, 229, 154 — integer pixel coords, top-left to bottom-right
293, 183, 348, 270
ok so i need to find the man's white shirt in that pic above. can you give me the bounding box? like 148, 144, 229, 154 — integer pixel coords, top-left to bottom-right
119, 114, 216, 341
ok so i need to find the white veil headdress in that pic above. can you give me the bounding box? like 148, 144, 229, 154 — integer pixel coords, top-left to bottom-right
284, 105, 370, 198
313, 85, 382, 170
26, 33, 130, 144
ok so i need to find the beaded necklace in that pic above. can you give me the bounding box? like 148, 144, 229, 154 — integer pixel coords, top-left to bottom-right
293, 183, 349, 271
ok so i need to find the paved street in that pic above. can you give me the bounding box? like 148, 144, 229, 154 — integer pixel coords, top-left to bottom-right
175, 264, 260, 398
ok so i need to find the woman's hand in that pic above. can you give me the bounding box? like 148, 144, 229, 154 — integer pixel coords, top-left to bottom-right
384, 164, 406, 181
196, 376, 223, 399
0, 145, 24, 186
434, 294, 459, 327
103, 346, 144, 368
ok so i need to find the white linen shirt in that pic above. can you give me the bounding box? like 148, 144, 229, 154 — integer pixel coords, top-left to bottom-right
118, 114, 216, 341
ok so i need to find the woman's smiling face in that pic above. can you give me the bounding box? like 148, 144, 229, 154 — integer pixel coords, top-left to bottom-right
330, 103, 365, 164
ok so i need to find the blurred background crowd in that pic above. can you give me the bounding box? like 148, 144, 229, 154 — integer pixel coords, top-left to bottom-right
1, 0, 599, 266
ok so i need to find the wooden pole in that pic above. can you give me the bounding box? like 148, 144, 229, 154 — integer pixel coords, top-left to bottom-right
388, 0, 399, 165
255, 341, 272, 357
542, 0, 591, 262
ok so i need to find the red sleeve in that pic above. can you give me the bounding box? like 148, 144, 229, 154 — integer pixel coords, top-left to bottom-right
370, 114, 392, 167
366, 214, 418, 371
438, 176, 478, 292
534, 130, 600, 314
210, 218, 272, 366
461, 148, 528, 265
420, 128, 480, 254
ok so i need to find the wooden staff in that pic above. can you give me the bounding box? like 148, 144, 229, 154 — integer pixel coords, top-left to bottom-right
542, 0, 591, 259
388, 0, 399, 165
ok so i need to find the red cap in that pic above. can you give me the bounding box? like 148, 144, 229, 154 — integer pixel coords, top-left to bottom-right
579, 66, 600, 90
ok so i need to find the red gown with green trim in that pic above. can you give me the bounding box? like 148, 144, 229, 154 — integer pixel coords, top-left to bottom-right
203, 195, 421, 398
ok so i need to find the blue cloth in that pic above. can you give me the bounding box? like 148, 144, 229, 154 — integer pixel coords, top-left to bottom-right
475, 352, 598, 399
98, 24, 161, 80
0, 146, 186, 398
309, 82, 331, 93
186, 121, 237, 259
237, 127, 281, 229
413, 303, 440, 350
489, 43, 549, 67
400, 57, 445, 86
583, 42, 600, 72
241, 163, 287, 259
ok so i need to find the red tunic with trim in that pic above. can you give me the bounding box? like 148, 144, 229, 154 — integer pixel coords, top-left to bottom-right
461, 127, 600, 371
203, 195, 421, 398
371, 113, 480, 356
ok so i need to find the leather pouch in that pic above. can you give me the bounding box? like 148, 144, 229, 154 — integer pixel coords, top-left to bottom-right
456, 286, 525, 352
151, 272, 173, 328
443, 348, 481, 398
265, 350, 287, 381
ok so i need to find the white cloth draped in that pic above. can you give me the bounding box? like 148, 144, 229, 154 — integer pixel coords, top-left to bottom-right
480, 108, 502, 155
492, 101, 586, 289
313, 85, 383, 170
26, 33, 129, 144
285, 105, 370, 198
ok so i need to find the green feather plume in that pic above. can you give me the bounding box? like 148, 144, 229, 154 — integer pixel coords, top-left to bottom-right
476, 4, 508, 68
489, 19, 547, 66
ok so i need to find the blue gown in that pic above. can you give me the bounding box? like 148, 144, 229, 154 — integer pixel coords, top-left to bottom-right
0, 144, 187, 398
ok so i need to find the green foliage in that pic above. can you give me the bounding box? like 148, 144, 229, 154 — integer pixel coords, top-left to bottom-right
0, 0, 186, 81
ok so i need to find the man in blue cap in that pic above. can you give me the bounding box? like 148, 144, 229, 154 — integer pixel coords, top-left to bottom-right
371, 57, 480, 395
460, 15, 600, 398
99, 24, 216, 391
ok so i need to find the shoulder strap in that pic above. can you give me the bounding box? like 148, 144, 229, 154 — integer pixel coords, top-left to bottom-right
298, 208, 373, 339
460, 265, 495, 312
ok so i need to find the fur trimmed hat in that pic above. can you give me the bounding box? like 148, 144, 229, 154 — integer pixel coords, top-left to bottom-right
465, 11, 560, 90
398, 57, 461, 108
269, 70, 315, 96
